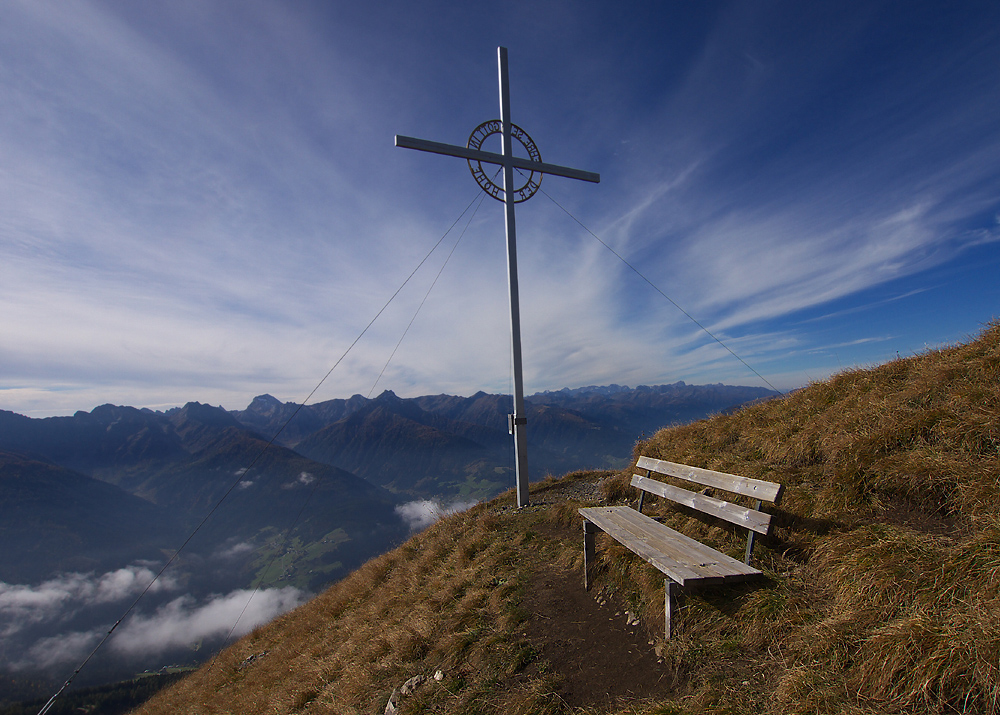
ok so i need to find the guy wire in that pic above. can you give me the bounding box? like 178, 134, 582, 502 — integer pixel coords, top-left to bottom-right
213, 188, 489, 669
35, 188, 486, 715
368, 191, 488, 398
530, 178, 783, 396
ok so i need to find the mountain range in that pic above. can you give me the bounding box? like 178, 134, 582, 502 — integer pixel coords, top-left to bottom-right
0, 402, 407, 588
0, 381, 774, 687
0, 382, 776, 585
236, 382, 777, 497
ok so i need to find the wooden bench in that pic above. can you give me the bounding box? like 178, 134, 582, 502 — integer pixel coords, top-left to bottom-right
580, 456, 783, 639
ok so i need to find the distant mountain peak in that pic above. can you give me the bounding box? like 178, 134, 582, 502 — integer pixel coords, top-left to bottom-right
89, 403, 137, 420
250, 394, 283, 407
171, 402, 241, 429
530, 384, 634, 399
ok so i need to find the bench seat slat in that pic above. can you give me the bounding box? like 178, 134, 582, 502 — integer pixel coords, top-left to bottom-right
592, 506, 727, 583
606, 507, 760, 581
636, 456, 783, 504
580, 506, 761, 586
631, 474, 772, 535
584, 510, 712, 585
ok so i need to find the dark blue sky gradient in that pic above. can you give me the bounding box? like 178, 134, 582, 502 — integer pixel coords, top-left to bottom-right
1, 0, 998, 415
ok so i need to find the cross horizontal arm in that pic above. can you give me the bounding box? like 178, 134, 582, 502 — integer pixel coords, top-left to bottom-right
395, 134, 600, 184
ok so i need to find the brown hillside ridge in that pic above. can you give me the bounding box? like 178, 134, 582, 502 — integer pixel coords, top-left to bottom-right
134, 322, 1000, 715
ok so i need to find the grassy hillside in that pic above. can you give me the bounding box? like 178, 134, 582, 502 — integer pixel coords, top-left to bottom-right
132, 323, 1000, 714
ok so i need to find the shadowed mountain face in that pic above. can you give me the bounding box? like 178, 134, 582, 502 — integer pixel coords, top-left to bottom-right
295, 392, 506, 496
0, 406, 189, 483
0, 451, 181, 583
0, 403, 408, 591
129, 425, 408, 579
231, 393, 370, 448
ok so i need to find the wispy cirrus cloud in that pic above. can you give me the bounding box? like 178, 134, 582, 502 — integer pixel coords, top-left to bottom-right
2, 1, 999, 416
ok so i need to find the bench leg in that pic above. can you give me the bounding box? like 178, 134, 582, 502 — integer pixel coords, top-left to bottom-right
744, 499, 763, 564
744, 530, 757, 564
665, 579, 675, 640
583, 520, 598, 590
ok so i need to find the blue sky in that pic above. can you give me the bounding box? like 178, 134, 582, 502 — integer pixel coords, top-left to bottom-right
2, 1, 999, 417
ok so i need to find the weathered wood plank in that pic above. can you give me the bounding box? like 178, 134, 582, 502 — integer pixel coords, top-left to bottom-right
665, 579, 675, 640
607, 506, 760, 580
580, 507, 714, 585
599, 507, 731, 580
636, 456, 783, 504
630, 474, 773, 535
579, 507, 761, 585
744, 499, 763, 564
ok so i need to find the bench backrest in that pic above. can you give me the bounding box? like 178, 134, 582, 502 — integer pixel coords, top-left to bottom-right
633, 456, 783, 536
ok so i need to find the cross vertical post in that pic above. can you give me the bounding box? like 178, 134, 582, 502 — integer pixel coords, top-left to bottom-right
394, 47, 599, 508
497, 47, 530, 508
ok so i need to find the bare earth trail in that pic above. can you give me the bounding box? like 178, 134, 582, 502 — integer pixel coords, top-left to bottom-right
520, 563, 672, 709
498, 475, 678, 710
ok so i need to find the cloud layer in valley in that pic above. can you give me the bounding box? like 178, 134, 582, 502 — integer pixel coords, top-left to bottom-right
0, 565, 306, 672
396, 499, 479, 532
0, 565, 174, 637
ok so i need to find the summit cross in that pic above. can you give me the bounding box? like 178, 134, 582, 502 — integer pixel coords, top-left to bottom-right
395, 47, 600, 508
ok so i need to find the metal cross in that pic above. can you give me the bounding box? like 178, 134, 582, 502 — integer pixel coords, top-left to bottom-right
395, 47, 599, 508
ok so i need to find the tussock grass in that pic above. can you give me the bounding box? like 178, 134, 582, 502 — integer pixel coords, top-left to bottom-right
133, 498, 576, 715
136, 323, 1000, 714
596, 322, 1000, 714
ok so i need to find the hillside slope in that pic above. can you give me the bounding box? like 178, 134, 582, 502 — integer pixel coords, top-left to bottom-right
133, 324, 1000, 715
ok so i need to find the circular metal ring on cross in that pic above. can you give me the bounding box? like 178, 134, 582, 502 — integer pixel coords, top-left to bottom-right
466, 120, 542, 203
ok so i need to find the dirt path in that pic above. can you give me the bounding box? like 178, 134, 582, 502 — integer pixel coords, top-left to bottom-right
505, 474, 680, 710
520, 562, 676, 709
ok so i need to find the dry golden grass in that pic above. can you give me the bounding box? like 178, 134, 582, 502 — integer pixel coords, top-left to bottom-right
133, 496, 581, 715
135, 323, 1000, 715
597, 321, 1000, 714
